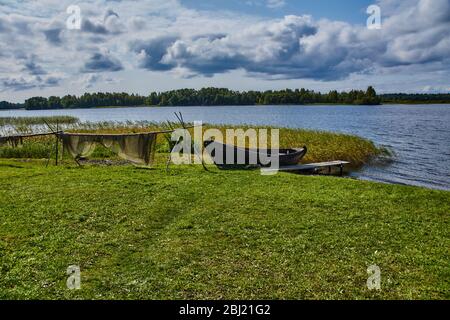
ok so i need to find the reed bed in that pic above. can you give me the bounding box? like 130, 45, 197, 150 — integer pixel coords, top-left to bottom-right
205, 124, 386, 166
0, 116, 79, 126
0, 121, 386, 166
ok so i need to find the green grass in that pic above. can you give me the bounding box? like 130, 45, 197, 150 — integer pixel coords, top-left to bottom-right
0, 123, 385, 167
0, 159, 448, 300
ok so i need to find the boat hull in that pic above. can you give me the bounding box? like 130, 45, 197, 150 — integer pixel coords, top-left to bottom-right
203, 140, 307, 169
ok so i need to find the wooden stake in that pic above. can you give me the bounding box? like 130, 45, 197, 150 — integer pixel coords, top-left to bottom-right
55, 121, 59, 166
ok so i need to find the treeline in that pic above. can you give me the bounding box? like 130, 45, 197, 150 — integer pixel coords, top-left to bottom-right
20, 87, 380, 110
380, 93, 450, 104
0, 101, 24, 110
24, 92, 145, 110
3, 87, 449, 110
147, 87, 380, 106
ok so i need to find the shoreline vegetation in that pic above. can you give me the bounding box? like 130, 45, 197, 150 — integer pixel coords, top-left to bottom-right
0, 116, 79, 126
1, 87, 449, 110
0, 120, 386, 167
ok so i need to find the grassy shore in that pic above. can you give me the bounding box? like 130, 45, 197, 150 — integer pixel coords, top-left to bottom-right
0, 159, 448, 299
0, 122, 385, 167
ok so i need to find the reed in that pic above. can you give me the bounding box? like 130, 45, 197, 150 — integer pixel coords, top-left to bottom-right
0, 115, 79, 126
203, 124, 387, 166
0, 121, 386, 166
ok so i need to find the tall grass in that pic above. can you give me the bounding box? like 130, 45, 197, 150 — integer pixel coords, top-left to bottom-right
0, 116, 80, 136
0, 121, 386, 166
202, 124, 386, 166
0, 116, 79, 126
0, 136, 53, 159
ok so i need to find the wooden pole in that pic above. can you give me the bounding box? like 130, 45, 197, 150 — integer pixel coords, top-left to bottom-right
55, 121, 59, 166
61, 137, 64, 165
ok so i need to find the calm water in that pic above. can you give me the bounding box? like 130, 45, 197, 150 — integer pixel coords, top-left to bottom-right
1, 104, 449, 191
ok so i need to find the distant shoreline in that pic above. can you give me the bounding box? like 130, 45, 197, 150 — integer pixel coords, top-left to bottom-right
2, 102, 450, 111
2, 87, 449, 110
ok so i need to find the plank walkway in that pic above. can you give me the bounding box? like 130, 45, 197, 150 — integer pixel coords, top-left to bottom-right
262, 160, 351, 175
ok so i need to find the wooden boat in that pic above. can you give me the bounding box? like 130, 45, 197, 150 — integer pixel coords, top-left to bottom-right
203, 140, 307, 169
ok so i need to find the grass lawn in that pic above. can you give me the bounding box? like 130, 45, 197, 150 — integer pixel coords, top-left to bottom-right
0, 159, 448, 300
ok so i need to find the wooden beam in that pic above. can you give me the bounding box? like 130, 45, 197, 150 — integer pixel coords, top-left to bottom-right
55, 122, 59, 166
261, 161, 351, 174
61, 126, 196, 137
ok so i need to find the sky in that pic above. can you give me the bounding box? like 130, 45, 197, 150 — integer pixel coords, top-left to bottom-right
0, 0, 449, 102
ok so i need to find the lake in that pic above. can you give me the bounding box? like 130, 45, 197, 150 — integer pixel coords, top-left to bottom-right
1, 104, 449, 191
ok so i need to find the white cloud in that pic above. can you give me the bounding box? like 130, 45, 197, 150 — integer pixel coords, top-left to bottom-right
245, 0, 286, 9
0, 0, 448, 95
266, 0, 286, 9
421, 85, 450, 93
128, 0, 449, 81
74, 73, 121, 89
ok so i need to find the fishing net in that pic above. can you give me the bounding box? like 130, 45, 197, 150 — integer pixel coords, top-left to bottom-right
60, 133, 157, 165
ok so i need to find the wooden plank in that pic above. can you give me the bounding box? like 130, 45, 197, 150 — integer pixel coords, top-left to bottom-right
55, 122, 59, 166
61, 125, 197, 137
294, 160, 350, 168
262, 161, 350, 173
61, 130, 174, 137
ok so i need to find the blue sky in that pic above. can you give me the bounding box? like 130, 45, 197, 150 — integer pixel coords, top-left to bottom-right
0, 0, 449, 102
182, 0, 374, 24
